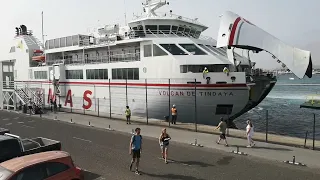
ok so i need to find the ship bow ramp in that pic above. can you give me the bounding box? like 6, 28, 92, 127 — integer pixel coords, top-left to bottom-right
216, 11, 313, 79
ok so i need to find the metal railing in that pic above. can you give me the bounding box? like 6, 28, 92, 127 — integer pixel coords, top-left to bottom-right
3, 80, 320, 150
132, 12, 205, 26
128, 29, 215, 43
46, 52, 141, 66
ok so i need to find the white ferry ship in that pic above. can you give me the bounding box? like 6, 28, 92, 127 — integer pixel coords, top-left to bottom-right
0, 0, 313, 126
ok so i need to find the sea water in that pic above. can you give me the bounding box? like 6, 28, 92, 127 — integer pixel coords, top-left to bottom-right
237, 74, 320, 140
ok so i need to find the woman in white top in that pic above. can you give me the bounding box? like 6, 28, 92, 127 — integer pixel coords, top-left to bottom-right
159, 128, 171, 164
246, 120, 255, 147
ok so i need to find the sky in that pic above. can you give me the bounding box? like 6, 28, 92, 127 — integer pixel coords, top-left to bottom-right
0, 0, 319, 69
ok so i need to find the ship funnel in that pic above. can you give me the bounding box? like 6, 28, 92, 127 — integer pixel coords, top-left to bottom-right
216, 11, 313, 79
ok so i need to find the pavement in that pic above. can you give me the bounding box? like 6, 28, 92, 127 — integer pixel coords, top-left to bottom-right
0, 110, 320, 180
59, 107, 320, 149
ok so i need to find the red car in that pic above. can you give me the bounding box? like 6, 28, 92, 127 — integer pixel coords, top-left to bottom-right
0, 151, 83, 180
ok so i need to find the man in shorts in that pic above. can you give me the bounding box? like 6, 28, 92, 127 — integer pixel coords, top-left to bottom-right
215, 117, 228, 146
129, 127, 142, 175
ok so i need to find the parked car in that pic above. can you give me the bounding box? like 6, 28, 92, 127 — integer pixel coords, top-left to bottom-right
0, 133, 61, 163
0, 151, 84, 180
0, 128, 9, 135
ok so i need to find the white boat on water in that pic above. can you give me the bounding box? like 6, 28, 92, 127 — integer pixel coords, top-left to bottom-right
0, 0, 313, 126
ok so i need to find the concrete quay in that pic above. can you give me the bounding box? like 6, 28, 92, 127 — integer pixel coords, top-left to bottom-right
51, 107, 320, 150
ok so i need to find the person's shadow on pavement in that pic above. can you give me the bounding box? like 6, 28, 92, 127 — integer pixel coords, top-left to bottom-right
142, 172, 206, 180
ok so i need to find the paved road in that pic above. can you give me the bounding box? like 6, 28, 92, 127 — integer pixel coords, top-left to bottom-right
0, 110, 319, 180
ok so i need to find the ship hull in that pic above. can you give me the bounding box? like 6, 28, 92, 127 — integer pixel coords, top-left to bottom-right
31, 81, 250, 126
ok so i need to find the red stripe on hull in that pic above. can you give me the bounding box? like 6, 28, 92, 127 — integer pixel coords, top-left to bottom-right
228, 17, 242, 46
16, 80, 248, 88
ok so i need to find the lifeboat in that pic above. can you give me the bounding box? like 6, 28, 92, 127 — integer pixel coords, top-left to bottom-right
34, 49, 43, 53
32, 55, 45, 62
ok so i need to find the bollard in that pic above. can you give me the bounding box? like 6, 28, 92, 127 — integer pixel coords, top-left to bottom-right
88, 121, 92, 127
54, 116, 57, 120
304, 131, 308, 148
70, 118, 74, 124
283, 156, 306, 166
131, 129, 135, 135
231, 146, 247, 155
106, 124, 114, 131
292, 156, 295, 164
190, 138, 203, 147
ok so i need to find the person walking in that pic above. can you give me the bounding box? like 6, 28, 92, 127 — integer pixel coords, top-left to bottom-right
171, 104, 177, 125
215, 117, 228, 146
246, 120, 255, 147
159, 128, 171, 164
28, 98, 33, 115
125, 106, 131, 124
129, 127, 142, 175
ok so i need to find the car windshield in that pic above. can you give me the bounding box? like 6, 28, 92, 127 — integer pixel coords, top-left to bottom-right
0, 166, 12, 180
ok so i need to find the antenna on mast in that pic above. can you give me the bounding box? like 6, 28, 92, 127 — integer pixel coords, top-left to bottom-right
41, 11, 44, 46
124, 0, 127, 25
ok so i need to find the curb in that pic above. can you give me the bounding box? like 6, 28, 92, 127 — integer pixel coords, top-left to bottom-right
283, 156, 306, 166
231, 146, 247, 156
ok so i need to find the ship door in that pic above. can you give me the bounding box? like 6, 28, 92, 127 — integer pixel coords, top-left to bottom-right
135, 48, 140, 60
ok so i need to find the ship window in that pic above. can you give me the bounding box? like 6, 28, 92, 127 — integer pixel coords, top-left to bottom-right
65, 70, 83, 79
160, 44, 187, 55
34, 71, 48, 79
86, 69, 108, 79
179, 44, 207, 55
189, 29, 196, 37
112, 68, 139, 80
153, 44, 167, 56
216, 104, 233, 115
117, 68, 123, 79
49, 40, 54, 49
171, 26, 178, 34
54, 39, 60, 48
127, 68, 134, 79
145, 25, 158, 34
122, 68, 128, 79
9, 46, 15, 53
133, 68, 139, 80
28, 69, 33, 79
45, 41, 49, 50
159, 25, 171, 34
60, 37, 66, 48
195, 31, 201, 38
177, 26, 185, 36
215, 47, 227, 56
180, 65, 227, 73
184, 28, 191, 34
198, 44, 215, 55
206, 45, 225, 56
144, 45, 152, 57
72, 35, 79, 46
66, 36, 72, 46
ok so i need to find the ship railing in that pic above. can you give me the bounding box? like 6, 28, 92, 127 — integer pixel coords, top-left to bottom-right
47, 52, 141, 66
128, 29, 214, 43
132, 12, 205, 26
2, 81, 15, 89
